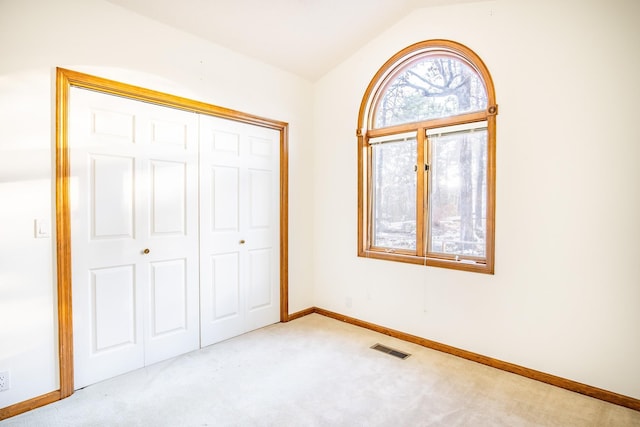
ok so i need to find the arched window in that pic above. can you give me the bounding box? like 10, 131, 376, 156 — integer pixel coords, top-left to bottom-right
357, 40, 497, 273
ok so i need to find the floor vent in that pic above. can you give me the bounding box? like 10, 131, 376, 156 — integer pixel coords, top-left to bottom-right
371, 343, 411, 359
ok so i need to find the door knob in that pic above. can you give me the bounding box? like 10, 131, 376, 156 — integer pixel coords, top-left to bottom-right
239, 240, 246, 244
143, 248, 150, 254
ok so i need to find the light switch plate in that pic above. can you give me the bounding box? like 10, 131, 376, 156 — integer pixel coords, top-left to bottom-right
34, 218, 50, 238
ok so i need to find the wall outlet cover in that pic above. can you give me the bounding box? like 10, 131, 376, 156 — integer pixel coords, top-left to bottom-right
0, 371, 10, 392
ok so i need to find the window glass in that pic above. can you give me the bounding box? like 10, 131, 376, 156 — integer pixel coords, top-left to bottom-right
375, 56, 487, 128
371, 137, 417, 250
428, 125, 487, 258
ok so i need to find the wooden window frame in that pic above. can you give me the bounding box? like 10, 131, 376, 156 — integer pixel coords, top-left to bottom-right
357, 40, 497, 274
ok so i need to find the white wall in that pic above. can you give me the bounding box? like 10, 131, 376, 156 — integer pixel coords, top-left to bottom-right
2, 0, 639, 412
0, 0, 315, 408
313, 0, 640, 399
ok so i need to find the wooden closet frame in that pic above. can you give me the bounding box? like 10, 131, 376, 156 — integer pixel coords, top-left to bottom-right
51, 68, 289, 402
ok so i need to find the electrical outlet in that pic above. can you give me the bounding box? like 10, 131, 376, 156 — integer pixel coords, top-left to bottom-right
0, 371, 10, 392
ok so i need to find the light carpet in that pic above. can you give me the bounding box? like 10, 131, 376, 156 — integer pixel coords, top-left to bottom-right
2, 314, 639, 426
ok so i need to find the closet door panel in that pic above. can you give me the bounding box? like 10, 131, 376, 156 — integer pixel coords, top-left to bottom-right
199, 115, 280, 347
70, 87, 199, 387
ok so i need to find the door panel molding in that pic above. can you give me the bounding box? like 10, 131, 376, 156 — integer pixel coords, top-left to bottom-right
70, 85, 199, 388
197, 115, 280, 346
55, 67, 289, 400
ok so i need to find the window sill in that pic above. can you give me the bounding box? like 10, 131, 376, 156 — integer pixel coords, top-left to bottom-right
358, 250, 494, 274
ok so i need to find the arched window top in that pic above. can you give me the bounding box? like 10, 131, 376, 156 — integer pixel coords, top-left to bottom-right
374, 54, 487, 127
359, 39, 497, 133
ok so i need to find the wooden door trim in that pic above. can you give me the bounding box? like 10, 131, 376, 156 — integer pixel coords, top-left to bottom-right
55, 67, 289, 399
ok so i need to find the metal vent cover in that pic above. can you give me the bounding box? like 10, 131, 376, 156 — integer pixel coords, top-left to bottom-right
371, 343, 411, 359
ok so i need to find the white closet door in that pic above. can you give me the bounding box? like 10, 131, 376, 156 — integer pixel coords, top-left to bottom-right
199, 115, 280, 347
70, 88, 200, 389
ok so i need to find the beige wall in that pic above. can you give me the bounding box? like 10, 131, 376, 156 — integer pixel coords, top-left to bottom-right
312, 0, 640, 399
0, 0, 314, 408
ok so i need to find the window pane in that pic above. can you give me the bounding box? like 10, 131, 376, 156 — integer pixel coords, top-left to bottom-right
371, 138, 417, 250
428, 127, 487, 258
375, 55, 487, 128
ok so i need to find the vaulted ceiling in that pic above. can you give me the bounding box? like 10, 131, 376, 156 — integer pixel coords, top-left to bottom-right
106, 0, 481, 81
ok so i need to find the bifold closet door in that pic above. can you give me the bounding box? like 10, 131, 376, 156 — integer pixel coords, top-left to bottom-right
69, 88, 200, 389
199, 115, 280, 347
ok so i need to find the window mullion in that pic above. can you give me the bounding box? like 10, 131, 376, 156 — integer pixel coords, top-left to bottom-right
424, 130, 431, 259
416, 129, 426, 257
